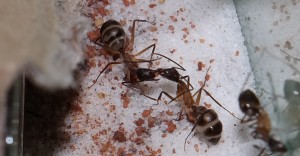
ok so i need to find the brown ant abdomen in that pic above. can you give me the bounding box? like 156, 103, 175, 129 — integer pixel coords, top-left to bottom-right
100, 20, 126, 52
192, 106, 223, 144
238, 89, 260, 116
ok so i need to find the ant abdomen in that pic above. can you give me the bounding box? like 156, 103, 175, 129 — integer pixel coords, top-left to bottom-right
238, 89, 260, 116
191, 106, 223, 144
100, 20, 126, 52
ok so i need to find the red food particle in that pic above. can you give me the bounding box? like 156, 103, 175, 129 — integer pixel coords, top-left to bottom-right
182, 27, 189, 34
134, 118, 145, 126
168, 25, 175, 31
113, 130, 127, 142
166, 121, 176, 133
166, 110, 173, 116
87, 30, 100, 42
147, 116, 156, 128
121, 93, 130, 108
170, 16, 178, 22
133, 138, 144, 145
205, 74, 210, 81
149, 4, 157, 8
142, 109, 152, 117
197, 62, 206, 71
98, 7, 106, 16
162, 133, 167, 138
122, 0, 130, 6
135, 127, 146, 136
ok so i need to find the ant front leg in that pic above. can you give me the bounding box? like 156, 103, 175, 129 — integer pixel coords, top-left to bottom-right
127, 19, 155, 51
88, 61, 123, 88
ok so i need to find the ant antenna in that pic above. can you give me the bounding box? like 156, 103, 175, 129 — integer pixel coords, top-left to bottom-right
152, 53, 186, 71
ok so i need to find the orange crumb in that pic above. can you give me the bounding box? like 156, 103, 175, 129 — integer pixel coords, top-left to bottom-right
135, 127, 146, 136
109, 105, 116, 112
199, 38, 205, 43
166, 110, 173, 116
98, 7, 106, 16
194, 144, 200, 152
134, 118, 145, 126
142, 109, 152, 117
162, 133, 167, 138
147, 116, 156, 128
149, 4, 157, 8
166, 121, 176, 133
97, 92, 106, 99
121, 93, 130, 108
169, 25, 175, 31
205, 74, 210, 81
87, 30, 100, 42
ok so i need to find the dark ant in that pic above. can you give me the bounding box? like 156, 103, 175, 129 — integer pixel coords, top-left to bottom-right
238, 89, 287, 155
88, 19, 159, 89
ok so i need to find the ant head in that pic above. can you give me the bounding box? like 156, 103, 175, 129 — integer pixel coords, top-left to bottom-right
238, 89, 260, 116
268, 136, 287, 153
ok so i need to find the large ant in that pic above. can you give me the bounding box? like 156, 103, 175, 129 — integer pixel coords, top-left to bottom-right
238, 89, 287, 155
143, 66, 241, 150
88, 19, 158, 89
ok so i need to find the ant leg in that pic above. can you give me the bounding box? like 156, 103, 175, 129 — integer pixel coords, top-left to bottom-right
127, 19, 155, 51
122, 79, 160, 101
202, 89, 242, 120
132, 44, 156, 57
184, 115, 202, 151
155, 91, 177, 105
168, 75, 194, 104
88, 61, 123, 88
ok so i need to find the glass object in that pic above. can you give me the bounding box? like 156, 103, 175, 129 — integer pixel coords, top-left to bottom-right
234, 0, 300, 155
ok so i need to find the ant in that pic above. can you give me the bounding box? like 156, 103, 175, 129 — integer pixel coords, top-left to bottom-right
144, 66, 241, 150
88, 19, 159, 89
238, 89, 287, 155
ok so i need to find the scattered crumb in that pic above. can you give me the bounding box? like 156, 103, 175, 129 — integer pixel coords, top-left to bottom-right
284, 41, 293, 50
95, 18, 104, 27
235, 51, 240, 56
162, 133, 167, 138
194, 144, 200, 152
121, 93, 130, 108
205, 74, 210, 81
168, 25, 175, 31
197, 61, 205, 71
199, 38, 205, 43
97, 92, 106, 99
113, 130, 127, 142
134, 118, 145, 126
135, 127, 146, 136
158, 0, 165, 4
142, 109, 152, 117
147, 116, 156, 128
166, 110, 173, 116
87, 30, 100, 42
149, 4, 157, 8
166, 121, 176, 133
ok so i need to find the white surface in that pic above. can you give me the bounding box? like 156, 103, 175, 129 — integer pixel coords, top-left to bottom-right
59, 0, 258, 155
